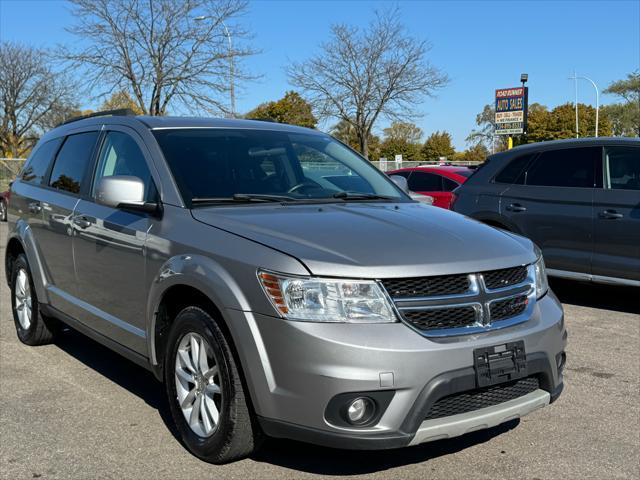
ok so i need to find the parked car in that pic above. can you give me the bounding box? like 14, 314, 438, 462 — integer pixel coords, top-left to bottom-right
387, 165, 473, 209
5, 112, 566, 463
0, 190, 8, 222
453, 138, 639, 287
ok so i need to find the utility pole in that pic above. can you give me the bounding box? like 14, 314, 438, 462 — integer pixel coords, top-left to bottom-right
195, 16, 235, 117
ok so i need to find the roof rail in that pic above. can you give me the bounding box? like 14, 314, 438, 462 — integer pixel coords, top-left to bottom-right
56, 108, 138, 127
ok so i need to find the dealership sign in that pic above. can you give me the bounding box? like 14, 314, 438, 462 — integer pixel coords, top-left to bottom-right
495, 87, 528, 135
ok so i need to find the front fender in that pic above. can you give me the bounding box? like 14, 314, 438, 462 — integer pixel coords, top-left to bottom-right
146, 253, 255, 366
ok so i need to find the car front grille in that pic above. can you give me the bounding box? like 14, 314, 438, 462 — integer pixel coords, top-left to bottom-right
424, 376, 540, 420
381, 274, 470, 298
383, 265, 534, 336
404, 306, 477, 331
490, 295, 528, 321
482, 266, 528, 290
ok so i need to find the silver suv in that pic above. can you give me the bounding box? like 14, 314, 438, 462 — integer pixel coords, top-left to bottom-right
5, 113, 566, 463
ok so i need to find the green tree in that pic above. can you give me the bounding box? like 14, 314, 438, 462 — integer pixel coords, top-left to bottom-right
463, 143, 490, 162
378, 121, 423, 161
100, 91, 144, 115
602, 71, 639, 136
545, 103, 612, 139
421, 131, 455, 161
245, 91, 317, 128
379, 138, 422, 161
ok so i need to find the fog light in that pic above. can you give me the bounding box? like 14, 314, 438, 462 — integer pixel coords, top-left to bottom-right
346, 397, 375, 425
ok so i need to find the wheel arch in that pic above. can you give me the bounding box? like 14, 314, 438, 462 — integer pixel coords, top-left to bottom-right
5, 236, 25, 286
146, 254, 253, 373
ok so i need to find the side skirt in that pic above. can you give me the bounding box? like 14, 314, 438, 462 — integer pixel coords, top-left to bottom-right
40, 303, 160, 378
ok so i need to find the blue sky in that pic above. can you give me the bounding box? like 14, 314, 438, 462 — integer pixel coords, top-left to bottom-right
1, 0, 638, 149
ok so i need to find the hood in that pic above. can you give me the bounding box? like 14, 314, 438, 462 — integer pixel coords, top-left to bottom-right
192, 202, 537, 278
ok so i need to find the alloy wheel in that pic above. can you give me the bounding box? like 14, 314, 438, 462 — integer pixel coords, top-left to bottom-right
174, 332, 223, 437
14, 269, 32, 330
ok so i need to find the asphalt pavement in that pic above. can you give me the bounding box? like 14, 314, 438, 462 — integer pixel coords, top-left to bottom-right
0, 221, 638, 479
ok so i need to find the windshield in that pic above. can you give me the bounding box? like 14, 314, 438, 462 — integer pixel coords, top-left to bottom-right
153, 128, 409, 205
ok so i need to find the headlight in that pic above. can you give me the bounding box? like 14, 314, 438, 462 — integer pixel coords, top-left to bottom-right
258, 271, 398, 323
533, 256, 549, 299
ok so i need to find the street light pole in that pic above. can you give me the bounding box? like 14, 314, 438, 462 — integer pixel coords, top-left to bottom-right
195, 16, 235, 117
568, 72, 599, 137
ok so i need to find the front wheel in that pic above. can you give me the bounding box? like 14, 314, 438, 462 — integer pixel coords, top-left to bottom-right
10, 254, 56, 345
164, 306, 261, 463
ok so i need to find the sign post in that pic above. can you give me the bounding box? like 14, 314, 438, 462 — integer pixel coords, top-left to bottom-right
495, 85, 528, 149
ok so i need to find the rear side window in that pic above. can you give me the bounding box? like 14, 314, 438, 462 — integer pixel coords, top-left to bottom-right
20, 138, 62, 185
494, 154, 534, 184
526, 147, 600, 188
49, 132, 99, 194
408, 172, 442, 191
605, 146, 639, 191
442, 177, 459, 191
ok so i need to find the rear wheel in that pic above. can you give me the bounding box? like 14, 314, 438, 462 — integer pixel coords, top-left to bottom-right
10, 254, 55, 345
164, 306, 261, 463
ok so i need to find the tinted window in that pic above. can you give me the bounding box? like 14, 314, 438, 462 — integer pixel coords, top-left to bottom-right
408, 172, 442, 191
153, 129, 406, 204
526, 147, 599, 188
93, 131, 155, 201
49, 132, 99, 194
605, 146, 639, 191
442, 177, 459, 191
494, 154, 534, 184
21, 138, 62, 184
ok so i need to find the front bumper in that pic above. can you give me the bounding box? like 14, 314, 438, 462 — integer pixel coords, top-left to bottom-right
228, 291, 566, 449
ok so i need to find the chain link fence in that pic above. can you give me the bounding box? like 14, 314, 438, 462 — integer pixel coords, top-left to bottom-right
0, 158, 25, 192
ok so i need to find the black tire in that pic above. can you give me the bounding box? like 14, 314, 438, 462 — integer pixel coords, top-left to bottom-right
164, 306, 261, 463
10, 254, 55, 346
0, 200, 7, 222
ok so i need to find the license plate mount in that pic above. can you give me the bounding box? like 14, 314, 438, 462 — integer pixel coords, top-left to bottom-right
474, 341, 527, 388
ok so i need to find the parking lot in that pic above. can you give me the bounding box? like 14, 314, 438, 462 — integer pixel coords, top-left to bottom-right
0, 221, 638, 480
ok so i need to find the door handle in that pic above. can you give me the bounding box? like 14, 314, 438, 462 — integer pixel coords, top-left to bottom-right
506, 203, 527, 213
599, 210, 623, 220
73, 216, 92, 229
28, 202, 41, 213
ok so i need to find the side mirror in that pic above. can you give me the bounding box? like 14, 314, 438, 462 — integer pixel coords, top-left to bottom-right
389, 175, 409, 193
95, 176, 158, 214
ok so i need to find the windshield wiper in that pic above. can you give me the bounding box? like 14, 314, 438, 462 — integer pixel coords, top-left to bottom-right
191, 194, 297, 205
332, 191, 395, 201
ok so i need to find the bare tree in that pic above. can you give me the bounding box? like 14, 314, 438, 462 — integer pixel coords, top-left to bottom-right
288, 9, 448, 158
0, 42, 76, 157
64, 0, 256, 116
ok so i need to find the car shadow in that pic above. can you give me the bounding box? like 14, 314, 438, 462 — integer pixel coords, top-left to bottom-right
52, 326, 520, 473
550, 278, 640, 315
53, 328, 181, 443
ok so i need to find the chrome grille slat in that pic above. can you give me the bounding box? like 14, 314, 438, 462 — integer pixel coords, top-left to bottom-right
383, 265, 535, 337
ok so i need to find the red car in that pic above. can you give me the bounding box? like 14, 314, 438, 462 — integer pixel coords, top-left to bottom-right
387, 165, 473, 209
